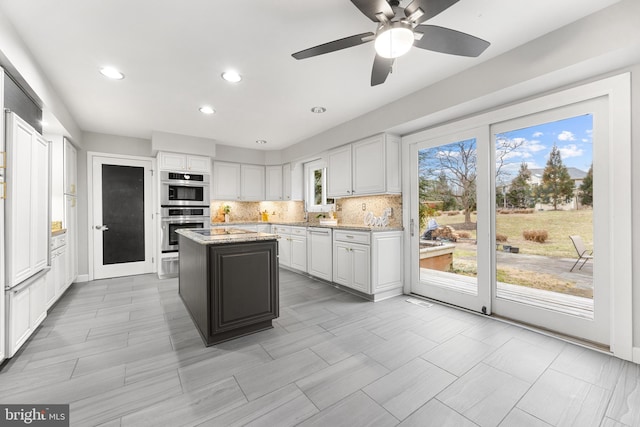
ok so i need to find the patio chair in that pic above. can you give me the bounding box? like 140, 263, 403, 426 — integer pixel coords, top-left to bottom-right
569, 235, 593, 272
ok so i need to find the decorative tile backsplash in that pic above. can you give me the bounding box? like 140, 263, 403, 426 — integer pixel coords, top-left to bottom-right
210, 200, 306, 223
335, 195, 402, 227
211, 194, 403, 228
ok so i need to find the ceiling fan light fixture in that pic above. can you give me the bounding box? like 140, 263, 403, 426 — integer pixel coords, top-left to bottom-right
374, 22, 414, 59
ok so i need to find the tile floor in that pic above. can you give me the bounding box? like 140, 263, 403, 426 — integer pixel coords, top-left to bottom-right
1, 269, 639, 426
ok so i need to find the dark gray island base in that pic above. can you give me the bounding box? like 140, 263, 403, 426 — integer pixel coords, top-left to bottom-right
177, 228, 279, 346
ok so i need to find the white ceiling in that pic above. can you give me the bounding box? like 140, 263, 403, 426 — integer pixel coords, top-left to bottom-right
0, 0, 621, 150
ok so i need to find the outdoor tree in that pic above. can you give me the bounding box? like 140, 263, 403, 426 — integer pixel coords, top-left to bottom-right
419, 136, 525, 224
579, 163, 593, 207
538, 144, 575, 210
419, 140, 476, 224
506, 162, 533, 208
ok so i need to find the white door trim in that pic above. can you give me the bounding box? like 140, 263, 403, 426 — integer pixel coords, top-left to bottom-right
402, 73, 632, 360
87, 151, 157, 281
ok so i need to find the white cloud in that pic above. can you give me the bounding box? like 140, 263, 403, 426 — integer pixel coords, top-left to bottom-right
532, 131, 543, 137
558, 144, 583, 159
582, 138, 589, 143
557, 131, 576, 141
524, 140, 546, 153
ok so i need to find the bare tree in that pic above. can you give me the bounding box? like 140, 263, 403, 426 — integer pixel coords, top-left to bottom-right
420, 140, 476, 224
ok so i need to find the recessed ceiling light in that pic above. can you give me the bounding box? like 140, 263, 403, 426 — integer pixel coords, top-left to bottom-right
256, 139, 267, 145
99, 66, 125, 80
199, 106, 215, 115
221, 70, 242, 83
311, 106, 326, 113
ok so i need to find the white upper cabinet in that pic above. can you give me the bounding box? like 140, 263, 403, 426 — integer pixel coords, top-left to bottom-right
63, 138, 77, 195
186, 155, 211, 173
5, 113, 50, 287
158, 151, 211, 174
265, 165, 284, 201
212, 162, 265, 201
240, 164, 265, 201
327, 145, 352, 197
212, 161, 241, 200
327, 133, 401, 198
282, 163, 292, 200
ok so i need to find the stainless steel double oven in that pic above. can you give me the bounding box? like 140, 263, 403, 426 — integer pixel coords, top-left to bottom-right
160, 171, 210, 257
160, 206, 210, 253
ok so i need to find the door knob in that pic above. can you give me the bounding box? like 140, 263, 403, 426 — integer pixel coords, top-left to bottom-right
95, 225, 109, 231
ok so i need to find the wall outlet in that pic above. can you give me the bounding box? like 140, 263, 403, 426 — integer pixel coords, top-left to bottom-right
361, 203, 366, 211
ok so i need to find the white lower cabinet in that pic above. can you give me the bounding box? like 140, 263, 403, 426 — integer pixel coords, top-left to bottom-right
290, 232, 307, 272
307, 228, 332, 282
371, 231, 403, 300
47, 245, 67, 309
331, 229, 402, 300
6, 274, 47, 358
30, 276, 47, 328
272, 225, 307, 272
333, 231, 371, 293
47, 233, 67, 308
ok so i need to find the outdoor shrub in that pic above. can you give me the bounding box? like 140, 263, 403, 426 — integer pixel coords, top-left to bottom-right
514, 208, 535, 214
458, 231, 471, 239
496, 233, 508, 242
446, 211, 459, 216
523, 230, 548, 243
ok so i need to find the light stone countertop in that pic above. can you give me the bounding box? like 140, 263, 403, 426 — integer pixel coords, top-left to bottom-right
211, 221, 403, 232
51, 228, 67, 237
176, 228, 279, 245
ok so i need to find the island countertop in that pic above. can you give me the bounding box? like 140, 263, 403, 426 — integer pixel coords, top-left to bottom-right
176, 227, 279, 245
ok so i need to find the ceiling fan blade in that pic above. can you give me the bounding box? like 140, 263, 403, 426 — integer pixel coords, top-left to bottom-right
292, 32, 374, 60
405, 0, 459, 24
414, 25, 490, 57
371, 55, 394, 86
351, 0, 395, 22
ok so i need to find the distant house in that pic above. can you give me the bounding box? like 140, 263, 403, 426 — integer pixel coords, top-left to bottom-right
528, 167, 588, 211
498, 167, 588, 211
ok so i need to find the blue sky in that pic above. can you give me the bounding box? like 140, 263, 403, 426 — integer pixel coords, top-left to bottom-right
496, 114, 593, 180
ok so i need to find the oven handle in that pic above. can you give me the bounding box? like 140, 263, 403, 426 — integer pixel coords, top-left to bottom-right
161, 216, 211, 223
161, 180, 210, 187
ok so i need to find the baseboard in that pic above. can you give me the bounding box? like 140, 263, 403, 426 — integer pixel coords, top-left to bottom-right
76, 274, 90, 283
632, 347, 640, 364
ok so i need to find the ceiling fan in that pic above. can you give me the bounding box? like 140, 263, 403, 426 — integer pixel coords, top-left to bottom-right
291, 0, 490, 86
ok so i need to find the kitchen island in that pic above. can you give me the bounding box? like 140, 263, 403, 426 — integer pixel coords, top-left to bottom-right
177, 227, 279, 346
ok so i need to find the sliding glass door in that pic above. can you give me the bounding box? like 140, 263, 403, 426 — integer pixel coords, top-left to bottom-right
490, 98, 609, 345
410, 98, 611, 346
409, 127, 491, 313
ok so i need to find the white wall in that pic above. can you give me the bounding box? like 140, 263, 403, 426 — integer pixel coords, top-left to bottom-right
0, 8, 81, 142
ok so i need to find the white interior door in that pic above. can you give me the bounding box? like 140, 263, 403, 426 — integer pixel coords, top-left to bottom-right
91, 155, 154, 279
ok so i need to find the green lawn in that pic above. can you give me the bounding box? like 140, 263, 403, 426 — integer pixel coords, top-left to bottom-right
433, 209, 593, 258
